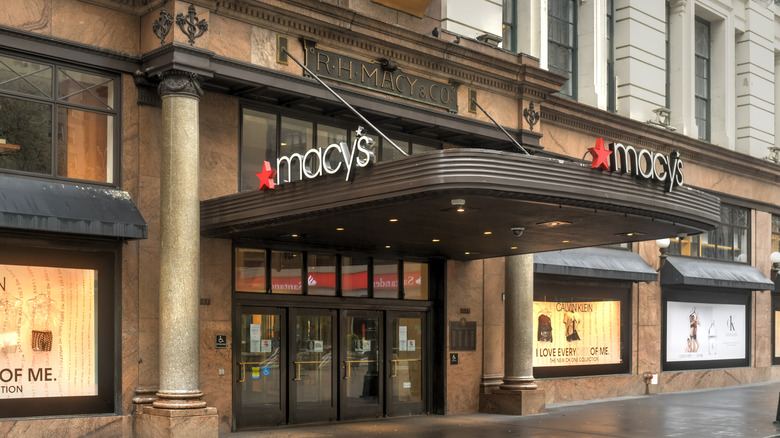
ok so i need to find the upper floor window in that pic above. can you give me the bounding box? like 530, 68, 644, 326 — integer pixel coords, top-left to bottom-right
240, 106, 439, 191
0, 52, 118, 184
606, 0, 615, 112
502, 0, 517, 53
668, 205, 749, 262
772, 215, 780, 254
694, 17, 710, 141
548, 0, 577, 98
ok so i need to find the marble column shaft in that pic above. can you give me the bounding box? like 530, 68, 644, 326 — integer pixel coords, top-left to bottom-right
154, 71, 205, 409
500, 253, 537, 390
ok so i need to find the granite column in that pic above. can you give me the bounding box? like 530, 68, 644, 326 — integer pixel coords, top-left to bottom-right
154, 70, 205, 409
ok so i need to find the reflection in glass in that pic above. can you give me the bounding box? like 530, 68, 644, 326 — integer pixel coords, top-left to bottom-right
271, 251, 303, 294
239, 313, 281, 412
0, 55, 52, 97
56, 107, 112, 182
373, 259, 398, 299
307, 253, 337, 296
294, 315, 333, 408
342, 256, 369, 297
382, 138, 409, 162
279, 117, 312, 183
345, 314, 379, 406
0, 96, 52, 174
317, 124, 347, 174
240, 109, 277, 191
235, 248, 267, 293
57, 68, 114, 110
391, 317, 422, 403
403, 262, 429, 300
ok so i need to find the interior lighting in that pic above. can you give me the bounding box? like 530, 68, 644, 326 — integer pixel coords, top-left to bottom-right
537, 220, 572, 227
451, 198, 466, 213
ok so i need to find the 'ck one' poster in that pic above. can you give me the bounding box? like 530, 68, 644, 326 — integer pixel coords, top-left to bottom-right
666, 301, 746, 362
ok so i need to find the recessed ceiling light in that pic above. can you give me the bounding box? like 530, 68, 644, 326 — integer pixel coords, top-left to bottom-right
510, 246, 518, 250
389, 218, 398, 222
385, 245, 391, 249
537, 220, 572, 227
336, 227, 345, 231
291, 234, 299, 238
562, 240, 570, 243
432, 238, 440, 242
617, 231, 645, 237
484, 231, 492, 235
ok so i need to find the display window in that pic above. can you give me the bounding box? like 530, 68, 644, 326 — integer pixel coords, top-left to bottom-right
0, 241, 116, 418
662, 287, 750, 371
770, 294, 780, 366
532, 277, 630, 378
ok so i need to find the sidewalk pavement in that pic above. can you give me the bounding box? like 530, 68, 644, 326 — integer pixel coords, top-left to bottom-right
227, 381, 780, 438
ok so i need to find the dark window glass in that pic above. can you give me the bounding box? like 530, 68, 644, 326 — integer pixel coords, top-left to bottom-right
278, 117, 313, 184
0, 95, 52, 174
235, 248, 267, 293
606, 0, 615, 112
270, 250, 303, 294
240, 109, 276, 191
772, 215, 780, 253
502, 0, 517, 53
0, 53, 117, 184
668, 205, 748, 262
342, 256, 369, 297
307, 253, 337, 296
694, 17, 710, 141
403, 261, 429, 300
548, 0, 577, 98
373, 259, 399, 299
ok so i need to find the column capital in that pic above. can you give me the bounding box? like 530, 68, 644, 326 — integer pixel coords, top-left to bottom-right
157, 69, 204, 98
669, 0, 688, 15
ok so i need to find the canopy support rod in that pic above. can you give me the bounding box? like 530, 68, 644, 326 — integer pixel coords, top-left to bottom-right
283, 48, 408, 157
471, 99, 529, 155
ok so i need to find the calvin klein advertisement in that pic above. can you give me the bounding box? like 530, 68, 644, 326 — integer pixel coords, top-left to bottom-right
0, 264, 97, 399
532, 301, 621, 367
665, 301, 746, 362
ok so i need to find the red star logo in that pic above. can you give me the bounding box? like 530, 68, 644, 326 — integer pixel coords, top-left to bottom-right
588, 138, 612, 171
256, 161, 276, 191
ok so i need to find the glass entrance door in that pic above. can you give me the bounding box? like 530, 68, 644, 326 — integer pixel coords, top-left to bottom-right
386, 312, 426, 416
289, 309, 337, 423
235, 307, 285, 428
340, 310, 383, 420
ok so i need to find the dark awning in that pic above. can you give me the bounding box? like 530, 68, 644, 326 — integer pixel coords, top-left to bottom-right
0, 175, 147, 240
660, 255, 774, 291
534, 247, 658, 282
202, 149, 720, 261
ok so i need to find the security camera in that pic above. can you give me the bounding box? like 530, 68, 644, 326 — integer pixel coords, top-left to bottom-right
511, 227, 525, 237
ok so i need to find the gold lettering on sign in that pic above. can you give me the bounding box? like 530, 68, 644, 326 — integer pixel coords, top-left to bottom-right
362, 64, 378, 87
317, 52, 331, 74
381, 71, 395, 91
338, 58, 353, 79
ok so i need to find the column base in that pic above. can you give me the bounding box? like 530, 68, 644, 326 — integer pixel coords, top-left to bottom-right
479, 388, 546, 415
133, 406, 218, 438
480, 375, 504, 394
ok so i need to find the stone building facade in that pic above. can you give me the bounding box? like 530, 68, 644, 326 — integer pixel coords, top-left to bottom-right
0, 1, 778, 437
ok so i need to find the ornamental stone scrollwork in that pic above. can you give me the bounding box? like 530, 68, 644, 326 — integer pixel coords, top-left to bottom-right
523, 101, 540, 131
152, 2, 173, 45
157, 70, 204, 98
176, 4, 208, 46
